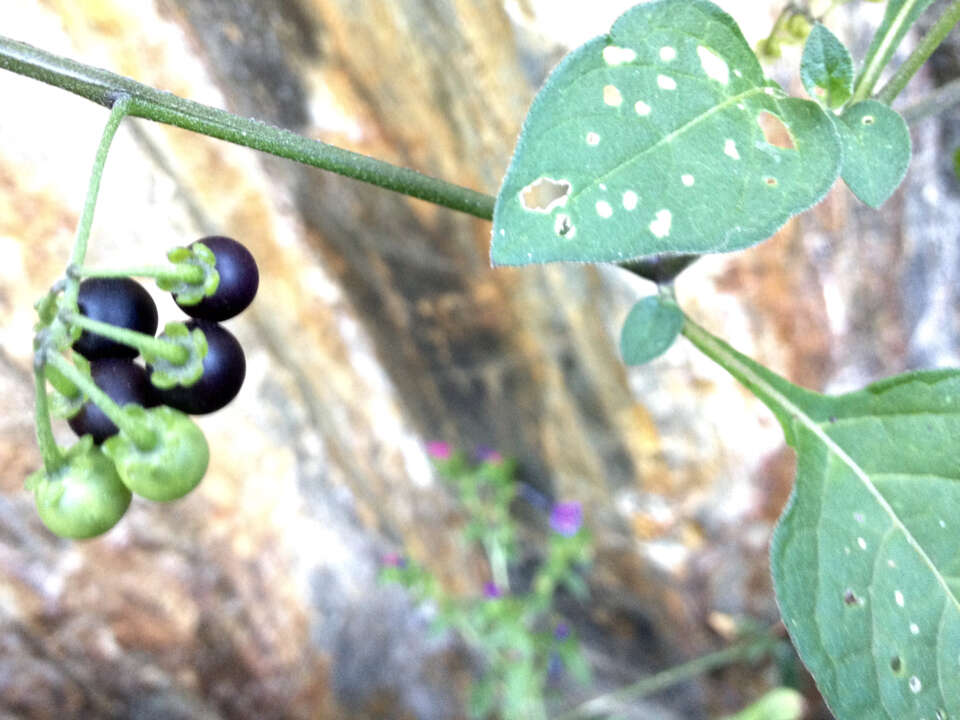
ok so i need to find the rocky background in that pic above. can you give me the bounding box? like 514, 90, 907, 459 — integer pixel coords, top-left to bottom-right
1, 1, 958, 718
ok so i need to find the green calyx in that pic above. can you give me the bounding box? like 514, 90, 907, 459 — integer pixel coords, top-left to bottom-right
157, 243, 219, 305
103, 405, 209, 501
46, 354, 89, 419
26, 435, 132, 539
146, 322, 208, 389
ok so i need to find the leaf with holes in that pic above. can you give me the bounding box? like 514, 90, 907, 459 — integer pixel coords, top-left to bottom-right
619, 295, 683, 365
690, 325, 960, 719
490, 0, 841, 266
801, 23, 854, 109
837, 101, 911, 208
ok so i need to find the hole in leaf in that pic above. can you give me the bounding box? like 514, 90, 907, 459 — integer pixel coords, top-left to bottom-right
890, 655, 903, 674
764, 176, 778, 187
843, 588, 859, 606
756, 111, 796, 149
554, 214, 575, 237
862, 115, 875, 126
520, 177, 571, 213
936, 709, 946, 720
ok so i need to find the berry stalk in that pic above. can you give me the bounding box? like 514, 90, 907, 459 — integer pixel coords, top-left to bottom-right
46, 352, 156, 451
70, 262, 205, 286
61, 94, 132, 313
62, 312, 189, 365
32, 355, 65, 473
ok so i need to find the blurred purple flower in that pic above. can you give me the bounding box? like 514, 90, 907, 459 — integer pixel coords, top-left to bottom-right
483, 581, 503, 599
382, 552, 406, 568
555, 622, 570, 640
474, 445, 503, 463
549, 501, 582, 537
426, 441, 451, 459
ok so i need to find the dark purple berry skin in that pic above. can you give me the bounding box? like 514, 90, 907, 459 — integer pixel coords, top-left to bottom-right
175, 236, 258, 321
68, 359, 158, 444
73, 277, 159, 360
151, 320, 245, 415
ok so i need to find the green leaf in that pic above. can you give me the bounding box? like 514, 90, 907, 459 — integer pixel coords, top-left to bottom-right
468, 678, 497, 720
491, 0, 840, 266
620, 295, 684, 365
858, 0, 936, 96
953, 147, 960, 183
801, 23, 854, 109
837, 101, 911, 208
720, 687, 805, 720
684, 323, 960, 719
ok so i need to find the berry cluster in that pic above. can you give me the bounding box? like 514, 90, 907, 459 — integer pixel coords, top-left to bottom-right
29, 236, 258, 539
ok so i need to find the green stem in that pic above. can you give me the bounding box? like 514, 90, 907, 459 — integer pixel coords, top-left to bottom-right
485, 537, 511, 593
61, 94, 132, 311
45, 362, 81, 400
71, 262, 205, 285
64, 313, 189, 364
33, 356, 65, 473
874, 1, 960, 105
852, 0, 931, 104
554, 631, 778, 720
0, 35, 496, 221
46, 352, 156, 450
679, 316, 792, 413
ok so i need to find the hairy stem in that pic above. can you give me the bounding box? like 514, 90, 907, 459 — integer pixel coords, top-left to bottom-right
33, 356, 65, 472
46, 353, 156, 450
0, 35, 496, 220
72, 263, 205, 285
852, 0, 932, 104
875, 1, 960, 105
64, 313, 189, 365
62, 94, 132, 311
554, 630, 779, 720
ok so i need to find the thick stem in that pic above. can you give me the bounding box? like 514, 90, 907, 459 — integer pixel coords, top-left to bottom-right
0, 35, 496, 221
61, 95, 132, 311
72, 263, 205, 285
554, 630, 779, 720
875, 1, 960, 105
33, 356, 65, 472
64, 313, 189, 364
851, 0, 931, 104
46, 353, 156, 450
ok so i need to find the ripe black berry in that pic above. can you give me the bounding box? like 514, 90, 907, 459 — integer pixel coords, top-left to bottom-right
73, 277, 159, 360
151, 320, 245, 414
68, 359, 158, 443
175, 236, 258, 321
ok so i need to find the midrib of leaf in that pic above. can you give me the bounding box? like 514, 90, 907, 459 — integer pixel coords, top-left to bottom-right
567, 85, 773, 206
681, 317, 960, 610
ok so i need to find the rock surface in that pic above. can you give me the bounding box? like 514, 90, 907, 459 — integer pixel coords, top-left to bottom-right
0, 1, 957, 718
